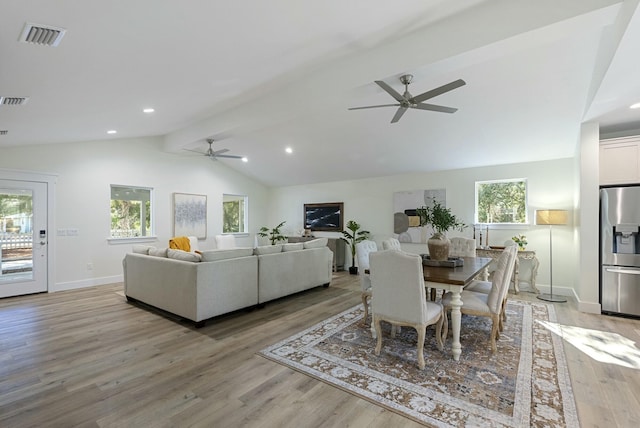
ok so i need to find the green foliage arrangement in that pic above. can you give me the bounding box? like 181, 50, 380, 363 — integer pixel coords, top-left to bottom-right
340, 220, 370, 269
416, 201, 466, 236
257, 221, 287, 245
512, 234, 527, 249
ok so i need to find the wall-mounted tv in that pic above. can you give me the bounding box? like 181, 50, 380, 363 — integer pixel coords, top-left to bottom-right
304, 202, 344, 232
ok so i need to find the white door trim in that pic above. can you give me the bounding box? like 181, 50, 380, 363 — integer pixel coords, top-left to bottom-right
0, 168, 57, 293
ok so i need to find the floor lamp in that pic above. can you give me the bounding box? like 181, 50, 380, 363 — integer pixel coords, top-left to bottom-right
535, 209, 568, 303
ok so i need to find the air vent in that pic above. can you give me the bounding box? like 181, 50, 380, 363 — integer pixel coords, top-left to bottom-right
19, 22, 66, 46
0, 130, 8, 136
0, 97, 30, 106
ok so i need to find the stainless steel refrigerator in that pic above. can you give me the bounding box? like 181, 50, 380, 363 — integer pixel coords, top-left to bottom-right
600, 185, 640, 318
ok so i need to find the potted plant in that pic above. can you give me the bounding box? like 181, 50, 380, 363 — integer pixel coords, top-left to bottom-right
416, 201, 466, 261
340, 220, 370, 275
257, 221, 287, 245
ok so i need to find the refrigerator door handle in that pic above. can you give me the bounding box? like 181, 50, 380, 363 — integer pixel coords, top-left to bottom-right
605, 267, 640, 275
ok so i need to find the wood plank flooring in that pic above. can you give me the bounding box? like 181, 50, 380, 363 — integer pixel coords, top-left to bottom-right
1, 272, 639, 427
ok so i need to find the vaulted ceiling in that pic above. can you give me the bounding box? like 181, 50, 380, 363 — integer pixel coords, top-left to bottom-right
2, 0, 640, 186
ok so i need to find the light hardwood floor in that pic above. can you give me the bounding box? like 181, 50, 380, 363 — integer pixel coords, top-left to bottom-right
1, 272, 639, 427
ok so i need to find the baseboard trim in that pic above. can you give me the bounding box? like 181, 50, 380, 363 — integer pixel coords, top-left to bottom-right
52, 274, 123, 292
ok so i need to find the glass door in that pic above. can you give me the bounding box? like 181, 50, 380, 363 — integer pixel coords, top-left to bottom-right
0, 180, 48, 298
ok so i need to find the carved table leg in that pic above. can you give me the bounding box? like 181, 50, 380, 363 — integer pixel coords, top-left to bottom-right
449, 289, 463, 361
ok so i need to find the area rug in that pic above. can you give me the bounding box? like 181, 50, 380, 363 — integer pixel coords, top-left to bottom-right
258, 300, 579, 427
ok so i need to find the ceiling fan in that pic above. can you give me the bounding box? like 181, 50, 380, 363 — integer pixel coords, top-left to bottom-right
187, 138, 247, 162
348, 74, 466, 123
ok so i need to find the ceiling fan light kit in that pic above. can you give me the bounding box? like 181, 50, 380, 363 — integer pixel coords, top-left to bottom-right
349, 74, 466, 123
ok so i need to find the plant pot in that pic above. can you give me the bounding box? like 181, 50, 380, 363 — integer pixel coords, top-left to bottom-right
427, 233, 450, 261
349, 266, 359, 275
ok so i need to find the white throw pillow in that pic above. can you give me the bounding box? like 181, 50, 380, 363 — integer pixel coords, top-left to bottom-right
132, 244, 154, 255
282, 242, 304, 252
167, 249, 201, 262
303, 238, 328, 249
200, 247, 254, 262
148, 247, 168, 258
254, 244, 283, 255
215, 234, 236, 249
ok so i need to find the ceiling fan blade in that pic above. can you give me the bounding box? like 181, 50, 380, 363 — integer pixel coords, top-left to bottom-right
215, 154, 244, 159
213, 148, 229, 155
348, 103, 400, 110
390, 106, 408, 123
375, 81, 405, 102
183, 148, 205, 155
413, 103, 458, 114
412, 79, 466, 103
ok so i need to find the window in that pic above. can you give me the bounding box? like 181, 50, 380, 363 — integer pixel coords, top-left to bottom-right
475, 179, 527, 224
110, 185, 153, 238
222, 194, 248, 234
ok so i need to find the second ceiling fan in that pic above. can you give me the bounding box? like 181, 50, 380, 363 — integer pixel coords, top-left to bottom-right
349, 74, 466, 123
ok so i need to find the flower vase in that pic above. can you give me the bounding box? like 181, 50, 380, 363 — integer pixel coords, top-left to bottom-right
427, 233, 450, 261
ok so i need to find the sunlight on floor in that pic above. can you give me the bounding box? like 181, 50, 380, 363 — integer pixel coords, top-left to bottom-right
537, 320, 640, 370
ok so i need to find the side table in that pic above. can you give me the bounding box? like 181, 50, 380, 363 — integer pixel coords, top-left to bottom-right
475, 248, 540, 293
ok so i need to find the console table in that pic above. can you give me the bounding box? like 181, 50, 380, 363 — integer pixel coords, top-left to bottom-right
476, 248, 540, 293
287, 237, 345, 272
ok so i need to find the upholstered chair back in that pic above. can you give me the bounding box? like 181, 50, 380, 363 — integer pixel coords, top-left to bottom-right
450, 237, 476, 257
356, 240, 378, 293
381, 237, 402, 251
486, 249, 511, 314
498, 245, 518, 305
370, 250, 432, 324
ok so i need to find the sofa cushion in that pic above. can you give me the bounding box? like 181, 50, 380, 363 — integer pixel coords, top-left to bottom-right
215, 234, 236, 249
282, 242, 304, 252
132, 244, 154, 255
148, 247, 169, 258
200, 247, 254, 262
167, 249, 201, 262
254, 244, 283, 255
303, 238, 328, 249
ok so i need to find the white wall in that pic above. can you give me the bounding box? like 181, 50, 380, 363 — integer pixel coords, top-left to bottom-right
0, 136, 270, 291
269, 158, 578, 297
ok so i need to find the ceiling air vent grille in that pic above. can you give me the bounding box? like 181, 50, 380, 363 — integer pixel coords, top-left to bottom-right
19, 23, 66, 47
0, 130, 8, 136
0, 97, 30, 106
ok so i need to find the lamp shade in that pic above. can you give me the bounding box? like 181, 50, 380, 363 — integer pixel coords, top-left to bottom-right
535, 209, 568, 226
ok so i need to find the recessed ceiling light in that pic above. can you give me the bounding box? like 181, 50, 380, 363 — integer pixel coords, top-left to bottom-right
285, 147, 293, 154
241, 157, 248, 163
107, 130, 117, 134
630, 102, 640, 109
143, 108, 155, 113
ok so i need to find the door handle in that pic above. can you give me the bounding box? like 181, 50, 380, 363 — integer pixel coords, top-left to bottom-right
605, 268, 640, 275
40, 241, 46, 246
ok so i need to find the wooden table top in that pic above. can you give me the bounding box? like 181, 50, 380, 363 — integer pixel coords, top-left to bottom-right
423, 256, 493, 286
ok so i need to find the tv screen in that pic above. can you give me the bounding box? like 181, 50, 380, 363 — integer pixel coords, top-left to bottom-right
304, 202, 343, 232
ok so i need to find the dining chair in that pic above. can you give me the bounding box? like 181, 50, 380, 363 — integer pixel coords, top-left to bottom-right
355, 240, 378, 325
464, 245, 517, 329
369, 250, 444, 369
381, 237, 402, 251
430, 236, 477, 300
441, 246, 516, 353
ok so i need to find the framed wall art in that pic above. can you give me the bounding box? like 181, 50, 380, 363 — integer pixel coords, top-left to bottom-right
304, 202, 344, 232
173, 193, 207, 238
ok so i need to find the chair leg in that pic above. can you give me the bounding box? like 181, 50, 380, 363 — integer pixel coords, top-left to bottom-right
374, 316, 383, 356
490, 315, 499, 353
435, 312, 444, 351
416, 326, 426, 370
441, 309, 449, 341
361, 293, 370, 326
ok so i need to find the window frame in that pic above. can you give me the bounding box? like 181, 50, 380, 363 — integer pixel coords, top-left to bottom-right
222, 193, 249, 235
474, 178, 529, 225
109, 184, 155, 242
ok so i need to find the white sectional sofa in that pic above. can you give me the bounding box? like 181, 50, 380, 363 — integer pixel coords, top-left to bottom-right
123, 239, 332, 327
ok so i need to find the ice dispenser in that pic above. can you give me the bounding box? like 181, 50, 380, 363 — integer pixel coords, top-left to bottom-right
613, 224, 640, 254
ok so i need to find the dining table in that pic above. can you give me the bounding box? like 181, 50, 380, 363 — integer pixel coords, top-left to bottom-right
423, 256, 493, 361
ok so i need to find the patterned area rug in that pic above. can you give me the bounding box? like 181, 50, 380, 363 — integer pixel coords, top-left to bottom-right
259, 300, 579, 427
